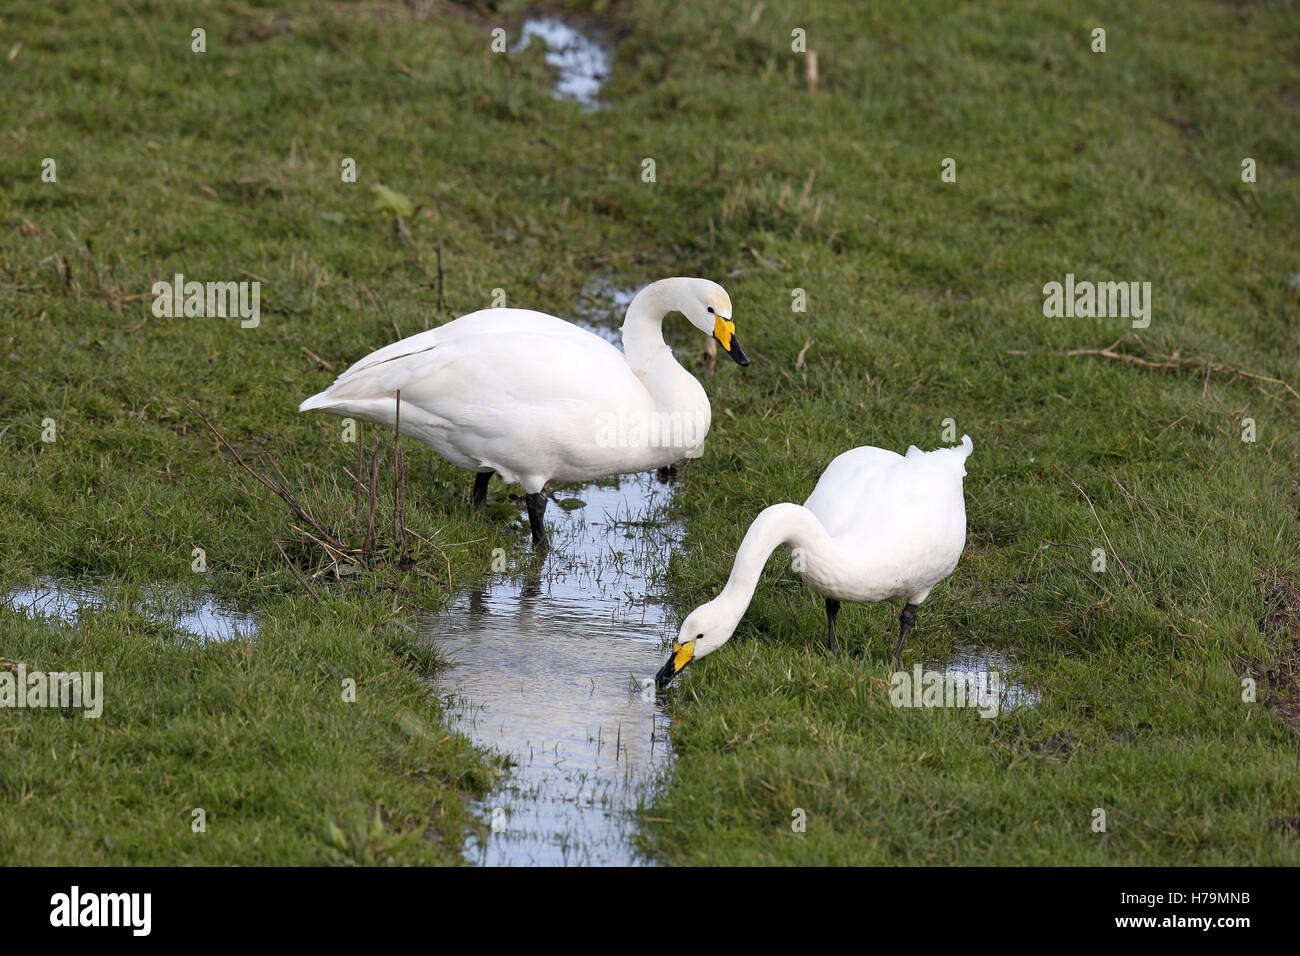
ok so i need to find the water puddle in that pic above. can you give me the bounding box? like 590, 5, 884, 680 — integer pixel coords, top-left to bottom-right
931, 644, 1039, 713
515, 16, 610, 109
569, 278, 715, 365
2, 579, 259, 642
422, 473, 679, 865
572, 279, 639, 345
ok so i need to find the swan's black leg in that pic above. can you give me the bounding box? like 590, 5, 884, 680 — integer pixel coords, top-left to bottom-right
825, 598, 841, 653
892, 603, 919, 666
525, 492, 549, 550
471, 471, 491, 512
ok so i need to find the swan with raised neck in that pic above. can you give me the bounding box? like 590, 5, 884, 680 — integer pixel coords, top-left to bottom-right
299, 276, 749, 549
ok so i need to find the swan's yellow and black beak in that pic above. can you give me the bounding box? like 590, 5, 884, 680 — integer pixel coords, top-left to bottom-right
713, 315, 750, 367
655, 640, 696, 689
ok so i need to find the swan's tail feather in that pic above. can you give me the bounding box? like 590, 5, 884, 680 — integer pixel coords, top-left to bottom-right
905, 434, 973, 474
939, 434, 973, 464
298, 390, 338, 413
905, 435, 972, 461
942, 434, 973, 477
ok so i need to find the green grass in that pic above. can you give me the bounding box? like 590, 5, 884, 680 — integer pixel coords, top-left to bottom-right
2, 0, 1299, 864
1, 595, 496, 864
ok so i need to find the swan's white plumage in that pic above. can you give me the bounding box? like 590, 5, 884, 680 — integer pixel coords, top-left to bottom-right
301, 309, 602, 407
797, 435, 972, 603
664, 436, 973, 675
298, 279, 738, 495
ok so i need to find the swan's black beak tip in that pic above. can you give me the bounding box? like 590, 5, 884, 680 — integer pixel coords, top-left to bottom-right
712, 315, 749, 367
656, 640, 696, 689
721, 336, 750, 367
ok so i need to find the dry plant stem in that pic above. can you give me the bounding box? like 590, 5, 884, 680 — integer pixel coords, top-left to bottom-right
300, 346, 335, 371
394, 389, 405, 553
1053, 465, 1139, 589
1067, 335, 1300, 403
292, 524, 353, 579
184, 400, 345, 553
353, 422, 363, 536
1109, 472, 1154, 580
363, 438, 380, 558
1040, 540, 1091, 553
265, 451, 295, 496
401, 525, 457, 592
436, 245, 445, 313
275, 539, 318, 598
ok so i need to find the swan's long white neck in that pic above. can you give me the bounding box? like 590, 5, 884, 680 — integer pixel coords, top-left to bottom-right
712, 503, 837, 628
620, 279, 684, 375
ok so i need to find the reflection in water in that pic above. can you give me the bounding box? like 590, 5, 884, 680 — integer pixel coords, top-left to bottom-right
422, 473, 680, 866
933, 645, 1038, 712
515, 17, 610, 108
572, 280, 639, 346
2, 579, 258, 642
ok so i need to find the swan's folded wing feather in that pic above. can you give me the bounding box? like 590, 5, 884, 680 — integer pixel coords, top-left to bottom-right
803, 446, 906, 538
390, 330, 654, 484
325, 328, 641, 414
321, 309, 613, 399
806, 442, 971, 545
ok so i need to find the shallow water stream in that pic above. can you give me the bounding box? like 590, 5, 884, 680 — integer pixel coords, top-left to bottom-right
422, 474, 679, 866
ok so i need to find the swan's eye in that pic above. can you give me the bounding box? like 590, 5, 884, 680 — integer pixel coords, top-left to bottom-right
707, 306, 715, 314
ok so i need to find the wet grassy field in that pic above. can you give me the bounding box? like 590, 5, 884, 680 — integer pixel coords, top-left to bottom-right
3, 0, 1299, 864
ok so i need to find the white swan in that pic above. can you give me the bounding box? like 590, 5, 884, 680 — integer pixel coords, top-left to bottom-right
656, 436, 973, 686
299, 277, 749, 548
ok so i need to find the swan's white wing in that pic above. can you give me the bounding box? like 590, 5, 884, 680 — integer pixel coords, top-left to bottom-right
338, 328, 634, 406
805, 440, 972, 574
302, 327, 657, 487
313, 309, 613, 402
803, 446, 905, 538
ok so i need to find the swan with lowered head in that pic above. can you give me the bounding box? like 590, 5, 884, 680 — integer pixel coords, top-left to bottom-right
299, 278, 749, 549
656, 436, 973, 686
